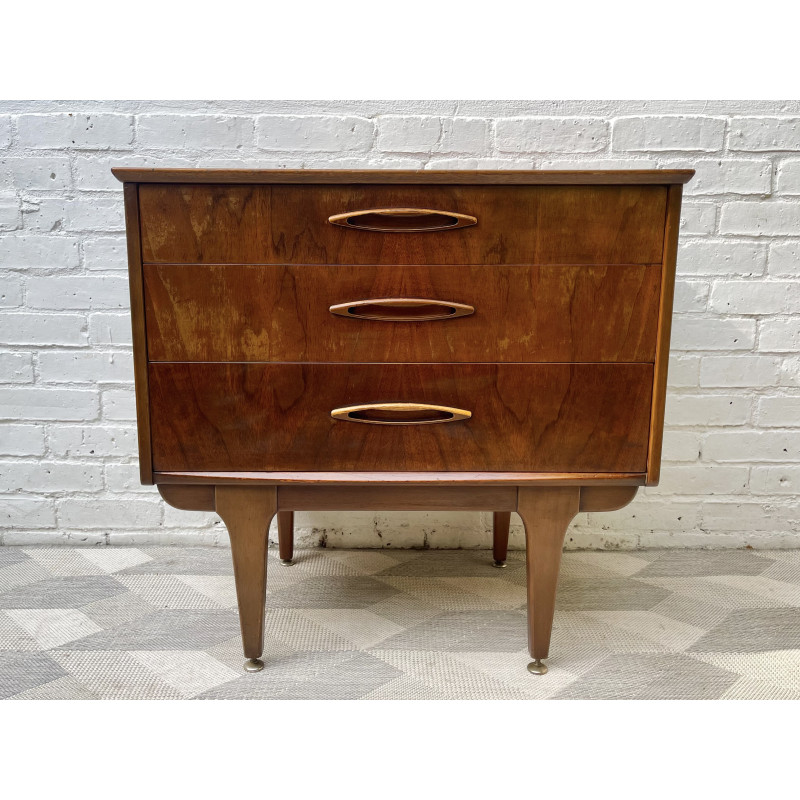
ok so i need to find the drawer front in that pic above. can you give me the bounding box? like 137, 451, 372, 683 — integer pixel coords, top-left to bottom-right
139, 184, 667, 265
144, 263, 661, 363
149, 363, 653, 473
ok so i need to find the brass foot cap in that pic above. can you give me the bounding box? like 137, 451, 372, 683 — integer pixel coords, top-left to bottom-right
527, 659, 548, 675
244, 658, 265, 672
492, 560, 507, 569
280, 559, 294, 566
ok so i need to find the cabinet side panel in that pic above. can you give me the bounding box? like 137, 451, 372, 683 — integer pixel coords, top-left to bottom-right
124, 183, 154, 484
646, 183, 682, 485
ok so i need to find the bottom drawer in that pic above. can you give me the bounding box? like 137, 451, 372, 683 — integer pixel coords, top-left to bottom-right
149, 363, 653, 473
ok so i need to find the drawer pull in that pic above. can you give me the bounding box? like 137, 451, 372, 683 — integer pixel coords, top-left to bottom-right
331, 402, 472, 425
328, 208, 477, 232
329, 298, 474, 322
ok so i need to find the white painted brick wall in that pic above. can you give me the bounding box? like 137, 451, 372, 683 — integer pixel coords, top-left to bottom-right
1, 99, 799, 549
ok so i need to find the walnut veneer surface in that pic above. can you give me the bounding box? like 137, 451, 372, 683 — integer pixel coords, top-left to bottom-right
115, 168, 693, 676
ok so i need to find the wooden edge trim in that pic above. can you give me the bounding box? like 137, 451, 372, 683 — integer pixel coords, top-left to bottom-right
646, 183, 683, 486
579, 486, 638, 513
158, 484, 215, 511
112, 168, 696, 185
154, 471, 647, 486
123, 183, 154, 485
278, 485, 517, 512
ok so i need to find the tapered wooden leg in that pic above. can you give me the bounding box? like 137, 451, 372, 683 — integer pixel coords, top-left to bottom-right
215, 485, 277, 672
278, 510, 295, 565
492, 511, 511, 567
516, 486, 580, 674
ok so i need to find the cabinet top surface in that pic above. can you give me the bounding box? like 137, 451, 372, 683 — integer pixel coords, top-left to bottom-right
112, 167, 694, 185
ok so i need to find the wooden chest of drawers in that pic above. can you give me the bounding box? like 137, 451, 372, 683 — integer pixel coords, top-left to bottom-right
115, 167, 693, 676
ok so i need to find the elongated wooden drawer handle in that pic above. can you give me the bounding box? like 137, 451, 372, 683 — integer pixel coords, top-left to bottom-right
331, 402, 472, 425
328, 208, 477, 232
329, 298, 475, 322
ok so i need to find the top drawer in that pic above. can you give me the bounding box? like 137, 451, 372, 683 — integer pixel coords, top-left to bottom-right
138, 184, 667, 265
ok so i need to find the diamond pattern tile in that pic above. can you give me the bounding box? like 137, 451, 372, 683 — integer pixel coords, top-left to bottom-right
0, 546, 797, 700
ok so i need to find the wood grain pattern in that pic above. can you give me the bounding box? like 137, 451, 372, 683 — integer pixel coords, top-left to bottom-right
138, 184, 667, 266
493, 511, 511, 564
646, 183, 682, 486
579, 485, 638, 512
122, 183, 153, 485
144, 263, 661, 363
277, 485, 518, 511
148, 363, 653, 473
215, 486, 277, 661
154, 471, 647, 486
113, 168, 695, 185
277, 510, 294, 562
517, 486, 581, 660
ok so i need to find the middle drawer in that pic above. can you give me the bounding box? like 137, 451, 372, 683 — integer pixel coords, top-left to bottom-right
144, 263, 661, 363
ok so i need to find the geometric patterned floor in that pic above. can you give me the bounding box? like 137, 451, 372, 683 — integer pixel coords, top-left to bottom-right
1, 546, 799, 700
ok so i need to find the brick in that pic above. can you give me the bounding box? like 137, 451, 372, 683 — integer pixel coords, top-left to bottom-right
768, 242, 800, 276
84, 236, 128, 271
377, 117, 489, 154
73, 154, 194, 192
69, 196, 125, 232
670, 316, 755, 351
673, 280, 708, 313
679, 158, 772, 195
0, 461, 103, 493
757, 396, 800, 427
728, 117, 800, 151
720, 201, 800, 236
703, 431, 800, 462
17, 113, 133, 149
104, 463, 150, 493
678, 241, 766, 277
596, 501, 701, 531
776, 159, 800, 194
665, 394, 750, 426
1, 276, 23, 308
613, 116, 725, 152
0, 425, 45, 456
0, 116, 10, 148
101, 389, 136, 420
661, 430, 701, 462
440, 119, 490, 153
0, 353, 34, 383
48, 425, 138, 458
26, 276, 129, 310
377, 116, 440, 152
666, 355, 701, 388
700, 356, 781, 388
658, 465, 749, 495
0, 156, 72, 190
57, 497, 162, 529
426, 158, 535, 170
0, 314, 86, 346
0, 196, 21, 231
137, 114, 253, 150
0, 497, 55, 529
680, 203, 717, 235
495, 117, 608, 153
88, 314, 132, 346
20, 198, 68, 232
701, 501, 800, 532
750, 466, 800, 494
759, 318, 800, 352
780, 357, 800, 387
709, 281, 799, 314
0, 388, 99, 421
38, 351, 134, 384
0, 235, 80, 269
256, 115, 373, 152
539, 158, 658, 170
